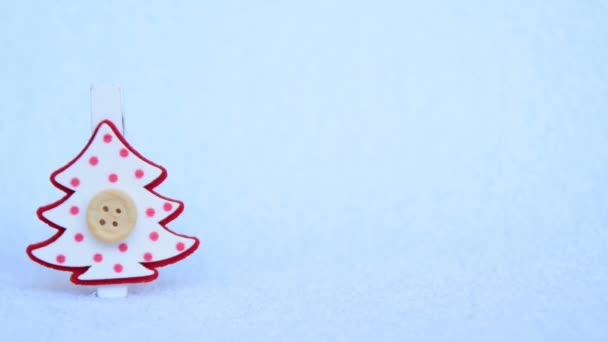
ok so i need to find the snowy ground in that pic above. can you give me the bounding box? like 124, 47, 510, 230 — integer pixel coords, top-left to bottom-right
1, 1, 607, 341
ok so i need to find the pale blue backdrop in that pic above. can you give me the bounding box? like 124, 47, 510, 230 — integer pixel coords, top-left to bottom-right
1, 1, 607, 341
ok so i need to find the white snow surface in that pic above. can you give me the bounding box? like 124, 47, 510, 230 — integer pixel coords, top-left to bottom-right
1, 1, 607, 341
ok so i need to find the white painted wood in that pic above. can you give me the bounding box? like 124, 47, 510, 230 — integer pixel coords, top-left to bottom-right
96, 285, 128, 299
90, 84, 125, 132
91, 84, 128, 298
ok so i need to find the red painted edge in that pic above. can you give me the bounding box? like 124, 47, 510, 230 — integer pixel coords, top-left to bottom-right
26, 119, 200, 286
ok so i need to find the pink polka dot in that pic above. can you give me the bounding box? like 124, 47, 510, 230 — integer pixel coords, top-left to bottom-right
56, 254, 66, 264
119, 148, 129, 158
176, 242, 186, 251
135, 169, 144, 179
113, 264, 123, 273
70, 177, 80, 187
108, 173, 118, 183
93, 253, 103, 263
103, 134, 112, 143
163, 202, 173, 212
74, 233, 84, 242
70, 206, 79, 215
89, 156, 99, 166
143, 252, 153, 262
118, 243, 128, 252
146, 208, 155, 218
149, 231, 159, 241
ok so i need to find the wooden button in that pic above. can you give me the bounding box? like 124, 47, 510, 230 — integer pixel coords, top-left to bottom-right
86, 189, 137, 243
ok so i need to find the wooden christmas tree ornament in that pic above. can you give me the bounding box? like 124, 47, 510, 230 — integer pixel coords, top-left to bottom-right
26, 85, 199, 298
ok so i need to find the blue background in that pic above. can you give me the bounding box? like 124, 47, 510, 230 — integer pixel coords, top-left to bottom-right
1, 1, 607, 341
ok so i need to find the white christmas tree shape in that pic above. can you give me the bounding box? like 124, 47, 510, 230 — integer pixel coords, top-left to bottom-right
27, 120, 199, 285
